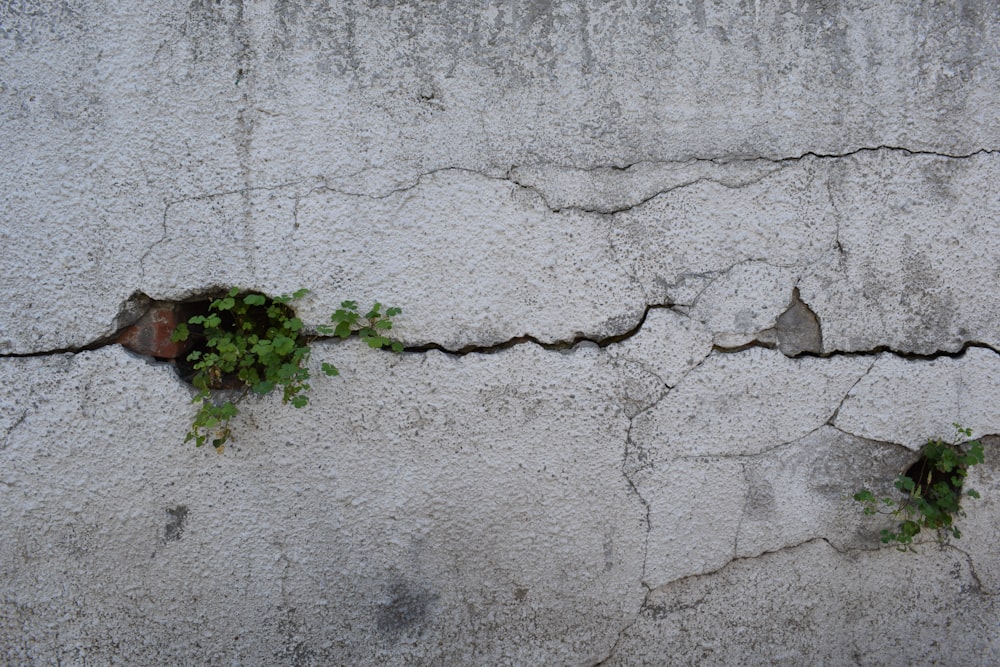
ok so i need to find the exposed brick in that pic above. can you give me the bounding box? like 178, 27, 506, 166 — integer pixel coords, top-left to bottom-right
117, 303, 192, 359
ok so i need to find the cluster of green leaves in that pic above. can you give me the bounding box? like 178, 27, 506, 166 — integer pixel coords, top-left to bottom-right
315, 301, 404, 353
854, 425, 984, 551
171, 289, 402, 451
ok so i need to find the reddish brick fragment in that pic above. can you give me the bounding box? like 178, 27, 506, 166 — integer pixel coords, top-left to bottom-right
117, 304, 192, 359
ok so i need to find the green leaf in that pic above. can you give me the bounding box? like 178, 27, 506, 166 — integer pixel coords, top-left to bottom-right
273, 336, 296, 355
291, 288, 310, 299
331, 309, 358, 325
321, 362, 339, 377
290, 395, 308, 408
171, 322, 189, 342
253, 380, 275, 395
244, 294, 266, 306
277, 362, 299, 380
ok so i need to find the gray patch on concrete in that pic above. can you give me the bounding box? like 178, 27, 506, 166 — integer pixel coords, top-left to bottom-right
163, 505, 189, 543
772, 287, 823, 356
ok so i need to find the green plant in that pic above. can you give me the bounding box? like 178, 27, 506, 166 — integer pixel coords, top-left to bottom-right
171, 288, 402, 451
854, 424, 984, 551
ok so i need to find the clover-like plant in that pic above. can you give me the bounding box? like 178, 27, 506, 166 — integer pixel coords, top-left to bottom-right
171, 288, 402, 451
854, 424, 984, 551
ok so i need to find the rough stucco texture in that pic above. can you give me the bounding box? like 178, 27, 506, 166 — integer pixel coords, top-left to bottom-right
2, 1, 999, 665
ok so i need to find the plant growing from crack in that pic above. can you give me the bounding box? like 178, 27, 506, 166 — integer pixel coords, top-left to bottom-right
171, 288, 402, 451
854, 424, 984, 551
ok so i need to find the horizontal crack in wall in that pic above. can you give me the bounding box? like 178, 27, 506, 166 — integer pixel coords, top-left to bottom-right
533, 145, 999, 174
399, 303, 676, 356
508, 145, 1000, 214
134, 146, 1000, 227
6, 303, 1000, 364
712, 338, 1000, 361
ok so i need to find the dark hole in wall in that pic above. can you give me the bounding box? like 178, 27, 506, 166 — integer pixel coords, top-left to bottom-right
903, 452, 964, 501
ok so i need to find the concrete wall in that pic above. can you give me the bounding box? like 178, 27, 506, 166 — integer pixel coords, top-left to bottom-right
2, 1, 999, 664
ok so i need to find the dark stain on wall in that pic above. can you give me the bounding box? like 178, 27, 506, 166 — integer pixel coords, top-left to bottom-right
164, 505, 189, 543
376, 580, 438, 637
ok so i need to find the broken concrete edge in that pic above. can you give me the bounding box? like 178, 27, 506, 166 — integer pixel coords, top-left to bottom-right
756, 286, 824, 356
648, 532, 993, 598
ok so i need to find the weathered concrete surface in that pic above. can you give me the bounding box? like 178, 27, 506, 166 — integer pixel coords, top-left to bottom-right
607, 539, 998, 667
3, 0, 1000, 664
5, 343, 993, 664
836, 347, 1000, 449
798, 151, 1000, 354
604, 308, 712, 389
735, 426, 913, 557
607, 150, 1000, 354
958, 445, 1000, 593
630, 348, 872, 459
0, 343, 646, 664
4, 1, 1000, 353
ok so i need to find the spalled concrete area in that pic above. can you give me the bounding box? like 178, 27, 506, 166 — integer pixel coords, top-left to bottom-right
3, 0, 1000, 664
606, 539, 997, 667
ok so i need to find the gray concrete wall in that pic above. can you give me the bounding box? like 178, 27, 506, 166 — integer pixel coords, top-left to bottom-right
2, 1, 999, 664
